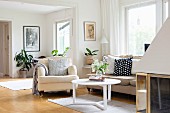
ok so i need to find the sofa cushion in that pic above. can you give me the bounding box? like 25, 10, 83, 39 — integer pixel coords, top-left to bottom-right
38, 75, 79, 83
105, 55, 115, 74
103, 75, 136, 86
114, 58, 132, 76
48, 58, 70, 76
130, 80, 136, 86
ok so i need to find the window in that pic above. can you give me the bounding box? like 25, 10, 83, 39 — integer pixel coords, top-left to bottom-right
163, 0, 168, 22
56, 20, 71, 54
126, 4, 156, 56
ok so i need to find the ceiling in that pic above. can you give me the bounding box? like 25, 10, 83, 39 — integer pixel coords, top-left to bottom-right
0, 1, 70, 14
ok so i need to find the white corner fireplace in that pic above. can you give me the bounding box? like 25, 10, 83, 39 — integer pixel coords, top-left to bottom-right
136, 18, 170, 113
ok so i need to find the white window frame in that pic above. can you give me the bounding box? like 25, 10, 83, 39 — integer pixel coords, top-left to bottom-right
119, 0, 168, 55
56, 19, 72, 54
162, 0, 169, 22
125, 2, 156, 55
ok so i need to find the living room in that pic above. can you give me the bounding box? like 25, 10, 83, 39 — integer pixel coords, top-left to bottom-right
0, 0, 169, 113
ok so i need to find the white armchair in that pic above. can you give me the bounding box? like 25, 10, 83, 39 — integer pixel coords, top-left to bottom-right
36, 57, 79, 94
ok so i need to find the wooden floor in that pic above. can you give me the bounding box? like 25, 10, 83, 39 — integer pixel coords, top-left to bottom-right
0, 77, 135, 113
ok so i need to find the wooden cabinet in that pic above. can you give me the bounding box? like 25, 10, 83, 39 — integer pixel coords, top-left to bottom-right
82, 65, 92, 78
136, 73, 148, 113
136, 73, 170, 113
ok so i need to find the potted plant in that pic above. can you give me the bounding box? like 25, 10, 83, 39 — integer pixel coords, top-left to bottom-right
91, 59, 109, 75
51, 47, 70, 57
14, 49, 33, 78
84, 48, 99, 65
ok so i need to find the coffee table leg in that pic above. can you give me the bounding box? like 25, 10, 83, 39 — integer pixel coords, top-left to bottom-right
103, 85, 107, 110
108, 84, 111, 101
73, 83, 76, 104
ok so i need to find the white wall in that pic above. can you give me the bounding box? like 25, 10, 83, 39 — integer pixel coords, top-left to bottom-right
0, 0, 102, 78
0, 8, 47, 77
35, 0, 101, 78
75, 0, 102, 77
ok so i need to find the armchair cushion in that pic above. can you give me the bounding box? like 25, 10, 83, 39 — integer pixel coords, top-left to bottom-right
48, 58, 71, 76
38, 75, 79, 83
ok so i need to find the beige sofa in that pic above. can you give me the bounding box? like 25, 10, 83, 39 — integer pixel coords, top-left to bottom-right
87, 55, 140, 95
36, 57, 79, 93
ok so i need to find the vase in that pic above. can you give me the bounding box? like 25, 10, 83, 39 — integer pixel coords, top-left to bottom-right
96, 70, 103, 76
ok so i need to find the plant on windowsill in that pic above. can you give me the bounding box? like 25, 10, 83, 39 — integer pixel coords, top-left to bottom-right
84, 48, 99, 65
14, 49, 33, 78
51, 47, 70, 57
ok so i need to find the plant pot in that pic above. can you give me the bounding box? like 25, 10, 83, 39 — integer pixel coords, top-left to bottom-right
19, 70, 27, 78
86, 56, 94, 65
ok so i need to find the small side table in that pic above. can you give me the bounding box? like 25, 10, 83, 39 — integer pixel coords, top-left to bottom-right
82, 65, 92, 78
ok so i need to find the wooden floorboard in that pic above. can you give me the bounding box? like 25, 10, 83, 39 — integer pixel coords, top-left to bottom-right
0, 78, 135, 113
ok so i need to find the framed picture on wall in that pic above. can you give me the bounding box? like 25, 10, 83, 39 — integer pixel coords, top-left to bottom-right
23, 26, 40, 52
84, 21, 96, 41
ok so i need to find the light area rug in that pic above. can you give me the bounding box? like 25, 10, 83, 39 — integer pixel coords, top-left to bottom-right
48, 94, 136, 113
0, 79, 32, 90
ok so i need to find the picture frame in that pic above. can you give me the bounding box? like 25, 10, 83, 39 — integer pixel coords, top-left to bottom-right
23, 26, 40, 52
84, 21, 96, 41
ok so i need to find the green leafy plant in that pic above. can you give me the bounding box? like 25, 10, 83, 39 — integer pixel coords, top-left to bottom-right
51, 47, 70, 57
91, 59, 109, 74
62, 47, 70, 57
84, 48, 99, 56
14, 49, 33, 71
51, 50, 58, 56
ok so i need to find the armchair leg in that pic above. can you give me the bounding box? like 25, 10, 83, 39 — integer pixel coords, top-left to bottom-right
70, 89, 73, 95
39, 91, 44, 97
87, 88, 91, 93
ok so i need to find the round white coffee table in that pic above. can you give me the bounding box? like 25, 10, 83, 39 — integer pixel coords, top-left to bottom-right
72, 78, 121, 110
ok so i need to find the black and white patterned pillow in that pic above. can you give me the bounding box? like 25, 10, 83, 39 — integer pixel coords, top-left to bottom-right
113, 58, 132, 76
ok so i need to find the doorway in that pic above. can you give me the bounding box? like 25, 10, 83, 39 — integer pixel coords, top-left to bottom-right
0, 21, 10, 77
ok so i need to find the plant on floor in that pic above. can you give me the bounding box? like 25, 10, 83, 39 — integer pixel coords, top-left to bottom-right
14, 49, 33, 71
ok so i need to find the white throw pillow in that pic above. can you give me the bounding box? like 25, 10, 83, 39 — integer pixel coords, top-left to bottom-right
105, 55, 116, 74
48, 58, 70, 76
131, 59, 140, 74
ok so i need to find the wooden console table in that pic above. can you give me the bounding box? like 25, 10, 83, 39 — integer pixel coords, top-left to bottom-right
136, 73, 170, 113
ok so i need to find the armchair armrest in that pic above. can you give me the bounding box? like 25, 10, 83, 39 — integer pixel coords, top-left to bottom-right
38, 67, 46, 77
68, 65, 77, 75
34, 63, 48, 77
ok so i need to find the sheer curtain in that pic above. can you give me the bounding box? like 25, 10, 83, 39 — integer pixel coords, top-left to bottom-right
101, 0, 120, 55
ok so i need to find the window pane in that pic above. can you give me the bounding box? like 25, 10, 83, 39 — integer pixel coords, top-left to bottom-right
56, 21, 70, 54
163, 1, 168, 22
127, 4, 156, 56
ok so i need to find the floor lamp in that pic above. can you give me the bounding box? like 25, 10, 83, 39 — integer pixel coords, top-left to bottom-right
101, 31, 108, 57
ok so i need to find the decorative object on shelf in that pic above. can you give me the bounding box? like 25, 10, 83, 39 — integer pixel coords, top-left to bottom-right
23, 26, 40, 52
91, 59, 109, 75
84, 21, 96, 41
51, 47, 70, 57
101, 29, 108, 56
14, 49, 33, 78
84, 48, 99, 65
